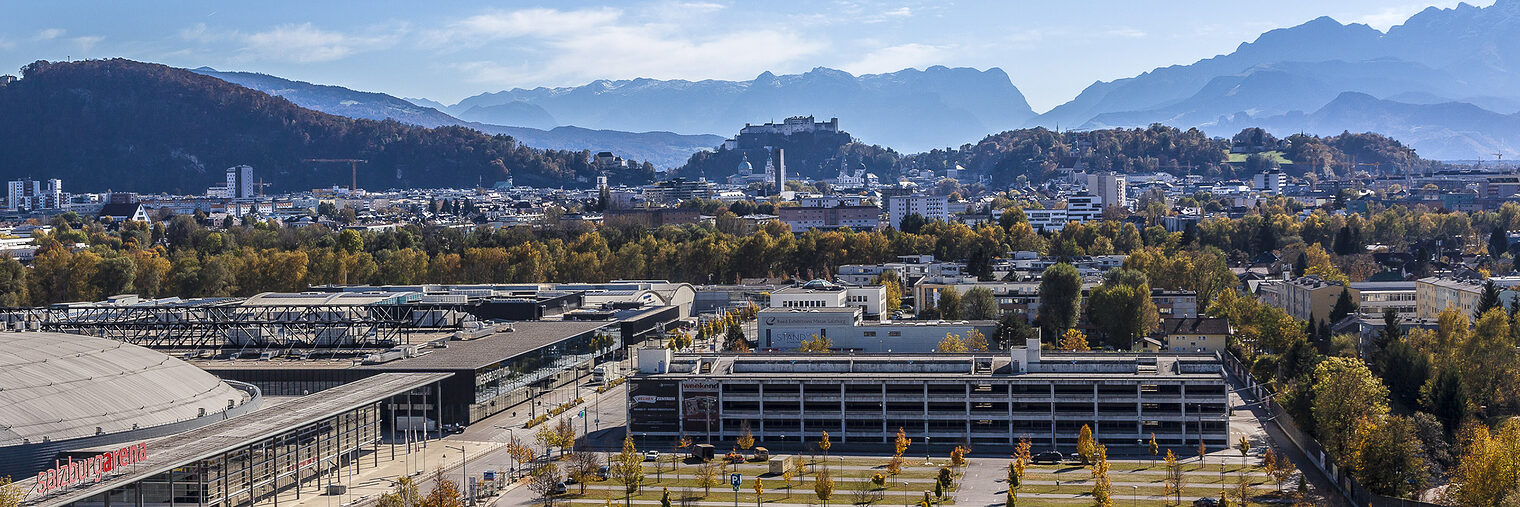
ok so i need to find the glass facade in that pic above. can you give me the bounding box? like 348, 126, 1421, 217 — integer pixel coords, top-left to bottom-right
70, 404, 381, 507
473, 327, 615, 404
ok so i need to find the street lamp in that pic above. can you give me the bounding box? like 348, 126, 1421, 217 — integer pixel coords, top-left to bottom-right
445, 445, 472, 507
495, 425, 517, 480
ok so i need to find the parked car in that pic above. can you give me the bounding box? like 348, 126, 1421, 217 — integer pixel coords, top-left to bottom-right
598, 465, 610, 480
1034, 451, 1064, 464
644, 450, 660, 462
551, 482, 568, 494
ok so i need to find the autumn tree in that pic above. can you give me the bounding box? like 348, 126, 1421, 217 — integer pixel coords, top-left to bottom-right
956, 329, 987, 352
936, 333, 969, 352
1164, 449, 1186, 506
1310, 357, 1389, 463
1076, 425, 1098, 465
695, 461, 719, 496
937, 286, 963, 320
798, 335, 834, 353
1059, 328, 1090, 351
611, 436, 644, 506
889, 427, 911, 475
378, 476, 422, 507
1091, 445, 1112, 507
568, 451, 602, 494
421, 470, 465, 507
738, 423, 755, 453
556, 417, 577, 454
1450, 418, 1520, 507
814, 467, 835, 507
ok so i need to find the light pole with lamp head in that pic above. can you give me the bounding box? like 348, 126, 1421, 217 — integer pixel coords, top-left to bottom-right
495, 426, 517, 480
445, 445, 472, 507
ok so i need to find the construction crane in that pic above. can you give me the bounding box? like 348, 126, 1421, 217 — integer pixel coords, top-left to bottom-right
303, 159, 368, 192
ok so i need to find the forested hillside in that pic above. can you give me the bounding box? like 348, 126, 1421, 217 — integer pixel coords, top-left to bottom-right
678, 123, 1443, 187
0, 59, 648, 193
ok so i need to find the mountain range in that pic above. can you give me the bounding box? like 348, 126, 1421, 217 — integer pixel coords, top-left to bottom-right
438, 66, 1036, 153
191, 68, 720, 168
1031, 1, 1520, 159
375, 0, 1518, 161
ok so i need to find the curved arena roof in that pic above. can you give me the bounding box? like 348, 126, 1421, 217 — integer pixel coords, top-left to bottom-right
0, 332, 252, 447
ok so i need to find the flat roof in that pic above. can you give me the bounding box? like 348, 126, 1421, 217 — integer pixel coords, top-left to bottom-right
758, 307, 860, 313
21, 372, 450, 507
643, 353, 1223, 382
360, 320, 612, 371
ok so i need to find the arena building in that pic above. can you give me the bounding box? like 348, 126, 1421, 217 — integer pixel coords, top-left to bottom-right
0, 332, 263, 480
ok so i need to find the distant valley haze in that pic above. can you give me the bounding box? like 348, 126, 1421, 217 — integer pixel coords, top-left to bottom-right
3, 0, 1519, 159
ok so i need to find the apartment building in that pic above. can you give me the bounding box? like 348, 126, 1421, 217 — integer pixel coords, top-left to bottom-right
777, 205, 880, 232
1270, 276, 1357, 325
888, 194, 948, 229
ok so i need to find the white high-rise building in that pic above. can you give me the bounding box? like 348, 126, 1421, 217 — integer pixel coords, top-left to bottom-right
1087, 172, 1126, 208
888, 194, 948, 229
7, 179, 63, 211
1252, 169, 1285, 195
226, 165, 255, 199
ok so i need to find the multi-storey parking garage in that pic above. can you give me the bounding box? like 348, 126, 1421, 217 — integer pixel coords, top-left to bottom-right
629, 339, 1229, 452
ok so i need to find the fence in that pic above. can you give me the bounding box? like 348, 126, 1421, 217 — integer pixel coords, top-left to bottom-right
1220, 352, 1444, 507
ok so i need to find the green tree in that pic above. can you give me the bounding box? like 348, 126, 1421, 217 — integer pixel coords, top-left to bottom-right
1311, 357, 1390, 462
993, 312, 1034, 351
1038, 263, 1083, 341
1086, 268, 1159, 349
937, 287, 962, 320
1330, 287, 1357, 323
339, 229, 364, 254
1352, 415, 1429, 497
611, 436, 644, 507
962, 286, 998, 320
1475, 280, 1502, 319
1490, 225, 1510, 258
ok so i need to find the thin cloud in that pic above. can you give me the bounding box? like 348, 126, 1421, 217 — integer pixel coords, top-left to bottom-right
71, 36, 103, 52
863, 6, 913, 24
841, 43, 947, 75
424, 7, 623, 47
435, 6, 822, 87
34, 28, 65, 41
185, 22, 405, 64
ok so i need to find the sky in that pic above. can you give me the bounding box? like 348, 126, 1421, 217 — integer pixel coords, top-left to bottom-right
0, 0, 1495, 112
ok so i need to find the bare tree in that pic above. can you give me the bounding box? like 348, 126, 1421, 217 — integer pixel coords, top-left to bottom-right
568, 451, 602, 495
695, 460, 719, 496
528, 463, 563, 507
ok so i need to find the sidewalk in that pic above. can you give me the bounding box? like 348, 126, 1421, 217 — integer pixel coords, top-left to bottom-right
276, 440, 507, 507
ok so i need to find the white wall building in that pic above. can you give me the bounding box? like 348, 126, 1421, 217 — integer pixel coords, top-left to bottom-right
888, 194, 948, 229
1252, 169, 1285, 195
769, 280, 887, 320
1087, 172, 1127, 208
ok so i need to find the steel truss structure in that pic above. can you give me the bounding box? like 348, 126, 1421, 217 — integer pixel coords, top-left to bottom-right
0, 302, 474, 354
